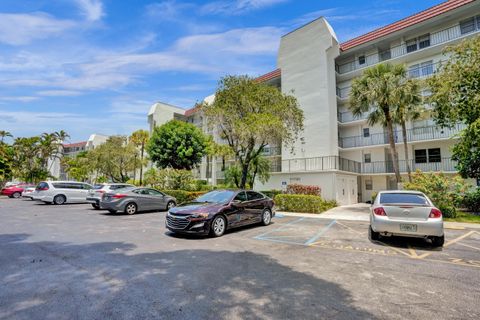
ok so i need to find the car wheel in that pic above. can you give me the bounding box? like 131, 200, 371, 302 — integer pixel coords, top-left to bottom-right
431, 235, 445, 247
369, 226, 380, 241
108, 209, 117, 214
125, 202, 137, 215
53, 195, 66, 205
166, 201, 176, 211
12, 192, 21, 198
91, 203, 100, 210
261, 209, 272, 226
210, 215, 226, 237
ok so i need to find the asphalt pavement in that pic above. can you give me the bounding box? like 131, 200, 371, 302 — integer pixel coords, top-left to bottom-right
1, 197, 479, 319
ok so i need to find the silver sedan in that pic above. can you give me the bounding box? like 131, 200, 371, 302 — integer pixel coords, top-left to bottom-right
370, 190, 444, 247
100, 187, 176, 215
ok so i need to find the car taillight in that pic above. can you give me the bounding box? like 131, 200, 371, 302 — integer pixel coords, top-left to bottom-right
38, 187, 49, 191
373, 207, 387, 216
112, 194, 127, 199
429, 208, 442, 218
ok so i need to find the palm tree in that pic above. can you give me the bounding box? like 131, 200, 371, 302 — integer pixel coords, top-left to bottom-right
130, 130, 150, 185
0, 131, 12, 143
349, 63, 406, 185
392, 78, 423, 182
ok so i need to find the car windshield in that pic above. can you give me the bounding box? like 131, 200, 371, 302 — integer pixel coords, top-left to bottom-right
195, 190, 236, 204
379, 193, 429, 205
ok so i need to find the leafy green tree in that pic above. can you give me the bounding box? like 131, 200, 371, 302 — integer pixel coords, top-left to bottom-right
392, 78, 423, 182
147, 120, 208, 170
0, 131, 12, 143
89, 136, 136, 182
62, 151, 91, 182
129, 129, 149, 185
0, 143, 14, 184
203, 75, 303, 189
349, 63, 408, 184
427, 36, 480, 180
224, 154, 271, 189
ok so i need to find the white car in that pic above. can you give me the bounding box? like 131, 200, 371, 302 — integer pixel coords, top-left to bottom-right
32, 181, 93, 205
370, 190, 444, 247
22, 186, 36, 199
86, 183, 135, 209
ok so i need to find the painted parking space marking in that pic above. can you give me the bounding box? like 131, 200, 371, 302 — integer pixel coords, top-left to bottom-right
255, 218, 480, 268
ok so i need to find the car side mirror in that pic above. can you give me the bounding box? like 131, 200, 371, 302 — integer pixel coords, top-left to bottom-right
231, 199, 242, 206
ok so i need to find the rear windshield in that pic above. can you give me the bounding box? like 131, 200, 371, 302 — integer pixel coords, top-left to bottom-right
379, 193, 429, 205
36, 182, 48, 190
92, 184, 105, 189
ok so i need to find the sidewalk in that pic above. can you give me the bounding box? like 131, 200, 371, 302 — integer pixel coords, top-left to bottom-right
278, 203, 480, 230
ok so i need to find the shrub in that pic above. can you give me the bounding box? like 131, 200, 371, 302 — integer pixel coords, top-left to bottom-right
162, 190, 208, 204
403, 170, 470, 218
286, 184, 321, 196
463, 188, 480, 213
144, 168, 194, 190
260, 189, 282, 199
274, 194, 336, 214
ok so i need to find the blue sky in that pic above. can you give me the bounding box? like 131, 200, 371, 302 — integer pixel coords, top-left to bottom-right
0, 0, 442, 142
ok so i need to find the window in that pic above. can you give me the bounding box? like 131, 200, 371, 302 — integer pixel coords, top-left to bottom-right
418, 34, 430, 49
460, 17, 476, 34
363, 128, 370, 138
365, 179, 373, 191
406, 38, 417, 53
379, 50, 391, 61
364, 153, 371, 163
234, 191, 247, 202
415, 148, 441, 163
409, 60, 433, 78
247, 191, 264, 201
414, 149, 427, 163
358, 55, 366, 65
420, 61, 434, 77
408, 64, 420, 78
147, 189, 164, 196
428, 148, 441, 163
379, 193, 428, 205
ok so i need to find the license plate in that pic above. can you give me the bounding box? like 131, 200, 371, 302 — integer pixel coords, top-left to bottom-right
400, 224, 417, 232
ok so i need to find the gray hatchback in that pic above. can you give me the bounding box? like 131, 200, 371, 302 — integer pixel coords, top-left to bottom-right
100, 187, 176, 215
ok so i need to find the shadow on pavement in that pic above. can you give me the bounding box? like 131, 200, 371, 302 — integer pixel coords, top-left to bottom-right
0, 233, 376, 319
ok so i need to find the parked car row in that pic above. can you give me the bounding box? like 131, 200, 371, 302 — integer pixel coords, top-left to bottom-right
2, 181, 275, 237
1, 183, 36, 198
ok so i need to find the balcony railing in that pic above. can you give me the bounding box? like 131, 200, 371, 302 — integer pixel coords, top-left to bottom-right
363, 158, 457, 174
339, 124, 465, 148
336, 22, 480, 74
338, 111, 369, 123
278, 156, 362, 173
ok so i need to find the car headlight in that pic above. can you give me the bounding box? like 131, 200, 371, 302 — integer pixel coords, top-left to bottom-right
190, 213, 209, 219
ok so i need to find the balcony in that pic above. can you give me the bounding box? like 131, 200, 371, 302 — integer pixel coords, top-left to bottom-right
338, 111, 369, 123
278, 156, 361, 173
339, 124, 465, 148
336, 21, 480, 75
363, 158, 457, 174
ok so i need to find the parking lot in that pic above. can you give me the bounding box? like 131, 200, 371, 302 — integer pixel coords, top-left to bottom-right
1, 198, 479, 319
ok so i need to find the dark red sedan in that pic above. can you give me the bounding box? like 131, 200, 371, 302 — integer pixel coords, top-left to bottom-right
166, 190, 275, 237
1, 184, 33, 198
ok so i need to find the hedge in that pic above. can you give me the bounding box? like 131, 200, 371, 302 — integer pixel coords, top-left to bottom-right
162, 190, 207, 204
274, 194, 337, 214
286, 184, 321, 196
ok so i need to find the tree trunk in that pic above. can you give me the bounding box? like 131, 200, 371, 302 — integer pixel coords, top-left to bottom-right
240, 163, 249, 189
133, 154, 137, 182
385, 114, 402, 185
402, 121, 412, 182
139, 144, 144, 186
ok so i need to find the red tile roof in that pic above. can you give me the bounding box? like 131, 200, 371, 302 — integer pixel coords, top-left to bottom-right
255, 68, 281, 82
184, 105, 200, 117
63, 141, 87, 148
340, 0, 475, 51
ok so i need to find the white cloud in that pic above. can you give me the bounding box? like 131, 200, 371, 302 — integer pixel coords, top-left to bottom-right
0, 96, 39, 102
73, 0, 104, 22
201, 0, 288, 15
145, 1, 193, 20
37, 90, 83, 97
0, 12, 75, 45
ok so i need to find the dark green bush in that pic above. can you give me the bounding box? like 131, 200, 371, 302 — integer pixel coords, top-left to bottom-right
260, 189, 282, 199
162, 190, 207, 204
463, 189, 480, 213
274, 194, 337, 214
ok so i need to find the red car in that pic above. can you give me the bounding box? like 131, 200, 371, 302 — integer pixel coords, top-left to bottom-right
1, 184, 33, 198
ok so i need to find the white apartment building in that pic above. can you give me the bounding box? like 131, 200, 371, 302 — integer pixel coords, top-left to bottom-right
148, 0, 480, 205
